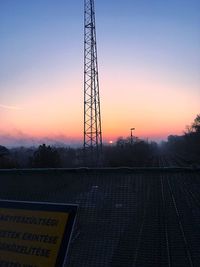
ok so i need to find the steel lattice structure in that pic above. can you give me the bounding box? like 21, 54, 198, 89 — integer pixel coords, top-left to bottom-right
84, 0, 102, 163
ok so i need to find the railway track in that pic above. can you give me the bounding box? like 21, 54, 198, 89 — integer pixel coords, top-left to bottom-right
148, 153, 199, 168
0, 169, 200, 266
166, 176, 194, 266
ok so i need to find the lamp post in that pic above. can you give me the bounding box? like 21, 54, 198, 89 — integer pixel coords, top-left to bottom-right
130, 128, 135, 145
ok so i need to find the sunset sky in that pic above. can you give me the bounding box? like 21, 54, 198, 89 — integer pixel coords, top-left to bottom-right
0, 0, 199, 146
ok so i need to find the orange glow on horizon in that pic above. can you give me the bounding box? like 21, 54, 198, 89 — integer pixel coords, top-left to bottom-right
0, 69, 199, 145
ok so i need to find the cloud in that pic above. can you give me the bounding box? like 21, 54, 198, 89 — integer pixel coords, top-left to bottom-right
0, 131, 81, 148
0, 104, 22, 110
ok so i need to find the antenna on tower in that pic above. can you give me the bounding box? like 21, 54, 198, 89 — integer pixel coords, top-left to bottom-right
84, 0, 103, 166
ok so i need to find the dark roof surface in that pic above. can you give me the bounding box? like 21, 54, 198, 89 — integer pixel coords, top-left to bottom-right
0, 168, 200, 267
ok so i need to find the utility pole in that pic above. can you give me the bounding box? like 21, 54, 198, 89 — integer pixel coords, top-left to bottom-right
84, 0, 102, 165
130, 128, 135, 145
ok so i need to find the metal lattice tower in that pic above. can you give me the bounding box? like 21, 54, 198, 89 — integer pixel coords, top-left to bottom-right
84, 0, 102, 164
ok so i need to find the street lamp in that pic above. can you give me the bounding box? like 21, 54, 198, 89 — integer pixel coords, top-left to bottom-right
130, 128, 135, 145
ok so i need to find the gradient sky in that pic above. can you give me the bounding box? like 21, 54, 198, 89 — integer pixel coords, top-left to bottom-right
0, 0, 199, 146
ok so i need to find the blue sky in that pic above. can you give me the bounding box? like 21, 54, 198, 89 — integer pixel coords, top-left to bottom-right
0, 0, 199, 146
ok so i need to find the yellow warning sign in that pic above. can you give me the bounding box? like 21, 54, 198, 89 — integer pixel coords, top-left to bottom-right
0, 201, 77, 267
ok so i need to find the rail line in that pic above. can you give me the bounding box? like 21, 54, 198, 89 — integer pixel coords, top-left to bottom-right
160, 176, 171, 267
167, 176, 194, 267
0, 167, 200, 266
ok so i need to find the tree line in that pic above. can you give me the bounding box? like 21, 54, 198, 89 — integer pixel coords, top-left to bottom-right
163, 114, 200, 163
0, 114, 199, 168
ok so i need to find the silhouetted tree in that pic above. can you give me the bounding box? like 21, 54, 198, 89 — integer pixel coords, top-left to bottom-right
191, 114, 200, 133
0, 146, 17, 169
103, 138, 157, 167
32, 144, 61, 168
165, 114, 200, 163
0, 146, 9, 157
